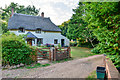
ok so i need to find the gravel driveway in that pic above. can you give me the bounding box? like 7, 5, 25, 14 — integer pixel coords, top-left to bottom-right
2, 54, 103, 78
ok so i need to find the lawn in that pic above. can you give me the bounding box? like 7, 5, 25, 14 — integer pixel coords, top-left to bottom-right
71, 47, 96, 59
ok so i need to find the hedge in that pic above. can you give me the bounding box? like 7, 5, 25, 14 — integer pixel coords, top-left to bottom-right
2, 32, 36, 66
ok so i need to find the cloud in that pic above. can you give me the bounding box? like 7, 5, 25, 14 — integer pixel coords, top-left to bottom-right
0, 0, 79, 25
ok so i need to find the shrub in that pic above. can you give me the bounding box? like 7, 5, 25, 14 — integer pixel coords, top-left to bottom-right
91, 47, 100, 54
70, 41, 77, 46
57, 43, 61, 48
2, 32, 36, 66
77, 42, 93, 48
45, 44, 54, 47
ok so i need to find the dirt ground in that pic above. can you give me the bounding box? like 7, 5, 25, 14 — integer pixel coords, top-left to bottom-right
2, 54, 103, 78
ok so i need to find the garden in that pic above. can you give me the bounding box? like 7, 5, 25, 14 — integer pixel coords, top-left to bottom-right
1, 2, 120, 79
2, 32, 37, 68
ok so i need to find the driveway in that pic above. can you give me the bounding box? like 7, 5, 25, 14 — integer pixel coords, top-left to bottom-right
2, 54, 103, 78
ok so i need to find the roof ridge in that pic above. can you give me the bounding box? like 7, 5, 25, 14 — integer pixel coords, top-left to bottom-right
13, 13, 49, 19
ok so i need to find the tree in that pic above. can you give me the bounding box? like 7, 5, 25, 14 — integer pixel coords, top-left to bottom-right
67, 2, 97, 47
83, 2, 120, 67
0, 2, 40, 34
58, 20, 70, 37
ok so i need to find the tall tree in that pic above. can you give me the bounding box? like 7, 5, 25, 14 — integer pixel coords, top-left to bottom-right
67, 2, 96, 47
83, 2, 120, 67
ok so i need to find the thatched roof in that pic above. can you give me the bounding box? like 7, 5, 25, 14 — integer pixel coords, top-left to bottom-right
8, 13, 61, 32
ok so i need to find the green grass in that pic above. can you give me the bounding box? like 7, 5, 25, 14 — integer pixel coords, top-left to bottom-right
71, 47, 95, 59
86, 71, 97, 80
25, 63, 51, 69
41, 63, 50, 67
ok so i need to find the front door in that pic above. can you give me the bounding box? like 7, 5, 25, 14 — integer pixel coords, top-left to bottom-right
27, 39, 32, 46
61, 39, 64, 47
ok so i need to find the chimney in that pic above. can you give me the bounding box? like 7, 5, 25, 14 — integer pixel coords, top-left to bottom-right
41, 12, 44, 17
11, 7, 14, 17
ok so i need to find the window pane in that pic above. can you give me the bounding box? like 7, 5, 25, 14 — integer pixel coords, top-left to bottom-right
36, 29, 41, 33
37, 38, 43, 44
54, 39, 58, 44
19, 28, 24, 33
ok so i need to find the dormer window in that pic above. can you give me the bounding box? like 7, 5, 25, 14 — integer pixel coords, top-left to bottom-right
18, 28, 25, 33
36, 29, 41, 33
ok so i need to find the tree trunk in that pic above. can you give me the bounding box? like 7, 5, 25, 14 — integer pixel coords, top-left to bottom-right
88, 39, 95, 48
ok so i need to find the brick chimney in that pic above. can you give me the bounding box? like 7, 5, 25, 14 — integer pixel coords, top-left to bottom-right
41, 12, 44, 17
10, 7, 14, 17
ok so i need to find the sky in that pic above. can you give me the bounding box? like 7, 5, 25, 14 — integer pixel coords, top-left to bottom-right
0, 0, 79, 25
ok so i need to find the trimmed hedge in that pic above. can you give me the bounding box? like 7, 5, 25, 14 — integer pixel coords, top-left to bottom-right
2, 32, 36, 66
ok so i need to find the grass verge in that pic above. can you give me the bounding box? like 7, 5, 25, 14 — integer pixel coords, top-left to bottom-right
25, 63, 50, 69
86, 71, 97, 80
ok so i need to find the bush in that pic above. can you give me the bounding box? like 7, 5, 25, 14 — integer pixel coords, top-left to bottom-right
2, 32, 36, 66
91, 43, 103, 54
77, 42, 93, 48
45, 44, 54, 47
70, 41, 77, 46
91, 47, 100, 54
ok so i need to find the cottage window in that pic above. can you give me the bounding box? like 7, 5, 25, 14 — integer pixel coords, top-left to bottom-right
18, 28, 25, 33
36, 29, 41, 33
54, 39, 58, 44
37, 38, 43, 45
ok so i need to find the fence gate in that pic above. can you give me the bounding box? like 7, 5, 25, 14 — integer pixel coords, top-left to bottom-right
36, 47, 71, 62
53, 47, 71, 61
36, 48, 51, 61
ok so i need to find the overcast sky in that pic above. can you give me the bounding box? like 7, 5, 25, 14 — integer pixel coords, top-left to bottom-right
0, 0, 79, 25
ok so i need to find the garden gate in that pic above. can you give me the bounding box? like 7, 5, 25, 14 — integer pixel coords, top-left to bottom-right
36, 47, 71, 62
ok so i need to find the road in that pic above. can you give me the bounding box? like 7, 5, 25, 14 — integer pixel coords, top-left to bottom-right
2, 55, 103, 78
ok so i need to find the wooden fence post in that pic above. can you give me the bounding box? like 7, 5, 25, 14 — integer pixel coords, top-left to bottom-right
54, 48, 56, 61
36, 51, 38, 63
68, 47, 71, 58
49, 49, 51, 62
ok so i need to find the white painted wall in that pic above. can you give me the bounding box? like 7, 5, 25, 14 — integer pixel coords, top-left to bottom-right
9, 30, 69, 46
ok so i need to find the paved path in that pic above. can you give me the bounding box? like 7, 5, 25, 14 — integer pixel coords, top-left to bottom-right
2, 55, 103, 78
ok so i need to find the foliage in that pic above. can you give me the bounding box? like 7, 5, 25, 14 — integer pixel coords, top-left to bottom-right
0, 2, 40, 33
82, 2, 120, 67
66, 1, 120, 68
57, 43, 61, 48
91, 46, 101, 54
1, 21, 8, 33
2, 32, 36, 66
66, 2, 97, 47
77, 38, 93, 48
70, 41, 77, 47
58, 20, 70, 37
45, 43, 54, 47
